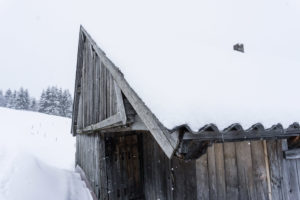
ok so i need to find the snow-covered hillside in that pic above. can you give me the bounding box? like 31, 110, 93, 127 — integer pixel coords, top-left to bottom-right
0, 107, 92, 200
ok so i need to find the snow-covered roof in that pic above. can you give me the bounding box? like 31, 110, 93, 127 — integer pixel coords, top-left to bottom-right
3, 0, 300, 131
81, 0, 300, 131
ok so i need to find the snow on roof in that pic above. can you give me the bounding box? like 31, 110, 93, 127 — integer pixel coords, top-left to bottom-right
82, 0, 300, 131
3, 0, 300, 131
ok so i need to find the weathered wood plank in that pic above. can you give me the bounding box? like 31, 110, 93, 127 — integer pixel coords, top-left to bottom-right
172, 157, 197, 200
182, 130, 300, 142
106, 69, 111, 118
235, 141, 256, 200
214, 143, 226, 200
207, 145, 217, 200
284, 148, 300, 160
99, 60, 106, 121
224, 142, 238, 200
266, 140, 283, 200
251, 141, 268, 200
99, 133, 108, 200
114, 82, 127, 124
295, 158, 300, 199
95, 55, 100, 123
78, 112, 123, 134
196, 152, 209, 200
143, 132, 154, 200
281, 139, 300, 200
71, 31, 84, 135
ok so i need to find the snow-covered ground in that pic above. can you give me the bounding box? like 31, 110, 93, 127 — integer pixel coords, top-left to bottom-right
0, 107, 92, 200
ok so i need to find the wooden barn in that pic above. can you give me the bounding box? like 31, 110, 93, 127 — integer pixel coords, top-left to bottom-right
71, 26, 300, 200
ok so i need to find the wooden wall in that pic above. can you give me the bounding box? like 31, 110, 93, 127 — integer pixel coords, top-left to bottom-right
77, 39, 118, 130
267, 140, 300, 200
77, 130, 300, 200
76, 133, 108, 200
196, 141, 269, 200
143, 133, 300, 200
196, 139, 300, 200
143, 132, 198, 200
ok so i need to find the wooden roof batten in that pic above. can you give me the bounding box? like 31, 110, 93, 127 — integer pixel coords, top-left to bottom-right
72, 26, 178, 158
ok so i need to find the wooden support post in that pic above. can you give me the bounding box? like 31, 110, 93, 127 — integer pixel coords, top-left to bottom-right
264, 140, 272, 200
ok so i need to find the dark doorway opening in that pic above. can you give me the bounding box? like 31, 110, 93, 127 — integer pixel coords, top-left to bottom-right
105, 133, 144, 200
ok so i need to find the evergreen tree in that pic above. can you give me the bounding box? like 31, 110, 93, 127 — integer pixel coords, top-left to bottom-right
15, 88, 30, 110
1, 86, 72, 117
4, 89, 13, 108
29, 98, 38, 111
38, 90, 47, 113
39, 86, 59, 115
59, 89, 73, 118
11, 90, 17, 109
24, 89, 30, 110
0, 90, 4, 107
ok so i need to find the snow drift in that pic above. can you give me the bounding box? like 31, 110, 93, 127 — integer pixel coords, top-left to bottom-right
0, 107, 92, 200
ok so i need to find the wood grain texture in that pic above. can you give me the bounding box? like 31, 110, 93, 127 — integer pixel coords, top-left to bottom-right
267, 140, 284, 200
235, 141, 256, 200
284, 148, 300, 160
207, 145, 217, 200
196, 153, 209, 200
251, 141, 268, 200
214, 143, 226, 200
224, 142, 238, 200
281, 140, 300, 200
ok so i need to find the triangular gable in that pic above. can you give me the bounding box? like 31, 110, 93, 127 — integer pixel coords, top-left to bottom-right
72, 26, 178, 158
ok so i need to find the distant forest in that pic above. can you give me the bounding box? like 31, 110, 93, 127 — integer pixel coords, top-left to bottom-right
0, 86, 73, 118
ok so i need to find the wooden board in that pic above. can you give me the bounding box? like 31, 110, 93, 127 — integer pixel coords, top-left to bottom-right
207, 145, 217, 200
251, 141, 268, 200
196, 152, 209, 200
223, 142, 238, 200
214, 143, 226, 200
235, 141, 256, 200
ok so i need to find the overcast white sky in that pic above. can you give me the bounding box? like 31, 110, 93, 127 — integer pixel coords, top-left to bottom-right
1, 0, 300, 129
0, 0, 81, 98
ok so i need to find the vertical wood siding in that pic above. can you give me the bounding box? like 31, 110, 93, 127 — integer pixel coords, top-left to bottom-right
77, 133, 300, 200
76, 39, 118, 130
194, 140, 300, 200
76, 133, 108, 200
196, 141, 268, 200
267, 140, 300, 200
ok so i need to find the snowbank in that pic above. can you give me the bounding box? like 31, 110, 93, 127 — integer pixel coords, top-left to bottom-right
0, 108, 92, 200
0, 107, 74, 169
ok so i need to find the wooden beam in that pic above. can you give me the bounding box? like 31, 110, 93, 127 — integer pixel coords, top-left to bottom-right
284, 148, 300, 159
80, 26, 178, 158
182, 130, 300, 142
71, 30, 84, 135
77, 116, 148, 134
78, 112, 123, 134
114, 81, 127, 125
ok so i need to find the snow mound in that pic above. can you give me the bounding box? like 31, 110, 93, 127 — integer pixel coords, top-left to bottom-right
0, 108, 92, 200
0, 107, 74, 169
0, 153, 92, 200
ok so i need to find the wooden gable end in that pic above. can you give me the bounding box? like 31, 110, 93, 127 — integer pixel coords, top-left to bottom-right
72, 29, 127, 135
72, 26, 178, 158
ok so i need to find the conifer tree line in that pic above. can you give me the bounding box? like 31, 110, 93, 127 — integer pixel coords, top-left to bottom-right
0, 86, 73, 118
